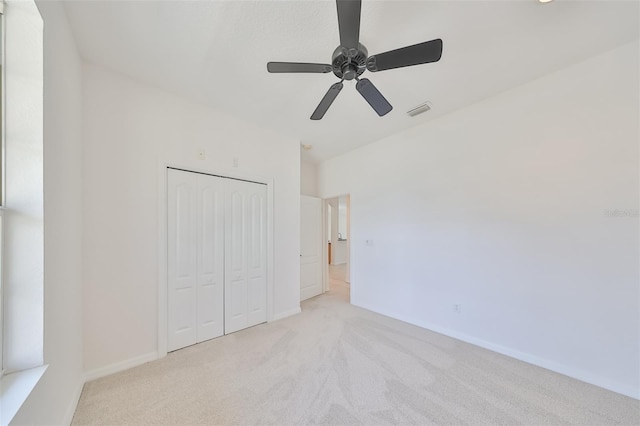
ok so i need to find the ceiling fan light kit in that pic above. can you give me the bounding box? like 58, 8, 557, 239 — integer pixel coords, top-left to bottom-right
267, 0, 443, 120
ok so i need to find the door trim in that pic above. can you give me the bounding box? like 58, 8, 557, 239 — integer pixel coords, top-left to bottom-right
157, 161, 275, 358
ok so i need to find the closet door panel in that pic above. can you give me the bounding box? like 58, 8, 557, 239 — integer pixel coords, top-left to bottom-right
247, 189, 267, 327
196, 175, 225, 342
168, 169, 198, 351
225, 185, 248, 333
224, 179, 267, 334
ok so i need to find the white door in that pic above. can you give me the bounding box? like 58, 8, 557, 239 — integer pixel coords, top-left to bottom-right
168, 169, 225, 351
224, 178, 267, 334
300, 195, 323, 301
168, 169, 198, 351
196, 174, 225, 342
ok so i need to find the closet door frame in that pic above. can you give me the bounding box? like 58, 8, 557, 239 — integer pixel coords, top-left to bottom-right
157, 163, 274, 358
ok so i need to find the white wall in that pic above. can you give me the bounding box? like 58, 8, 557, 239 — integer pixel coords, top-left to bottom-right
319, 41, 639, 398
300, 160, 318, 197
12, 1, 85, 424
82, 64, 300, 373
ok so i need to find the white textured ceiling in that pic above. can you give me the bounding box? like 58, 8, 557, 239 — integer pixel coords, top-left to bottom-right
63, 0, 639, 163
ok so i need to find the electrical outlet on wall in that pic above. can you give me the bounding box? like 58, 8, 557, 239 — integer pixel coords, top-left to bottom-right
197, 149, 206, 160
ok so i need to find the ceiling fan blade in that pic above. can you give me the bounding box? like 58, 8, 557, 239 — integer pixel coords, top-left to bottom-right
267, 62, 333, 73
356, 78, 392, 117
336, 0, 361, 53
366, 39, 443, 72
311, 82, 344, 120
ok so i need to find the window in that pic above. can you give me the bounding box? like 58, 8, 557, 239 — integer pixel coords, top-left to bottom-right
0, 211, 3, 377
0, 1, 3, 206
0, 2, 45, 422
0, 2, 5, 376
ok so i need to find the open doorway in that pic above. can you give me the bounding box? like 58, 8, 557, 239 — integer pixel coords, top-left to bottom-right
325, 195, 350, 302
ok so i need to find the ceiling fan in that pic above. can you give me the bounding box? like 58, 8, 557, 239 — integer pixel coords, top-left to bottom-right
267, 0, 443, 120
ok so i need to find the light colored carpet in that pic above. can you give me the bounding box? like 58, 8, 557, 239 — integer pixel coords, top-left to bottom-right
329, 263, 347, 282
329, 263, 349, 301
72, 285, 639, 425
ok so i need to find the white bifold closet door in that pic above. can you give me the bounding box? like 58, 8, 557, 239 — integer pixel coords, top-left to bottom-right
224, 178, 268, 334
167, 169, 266, 352
168, 169, 225, 351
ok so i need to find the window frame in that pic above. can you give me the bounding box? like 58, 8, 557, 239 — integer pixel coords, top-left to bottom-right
0, 1, 6, 378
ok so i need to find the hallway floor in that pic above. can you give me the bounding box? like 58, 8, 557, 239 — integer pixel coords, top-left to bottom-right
328, 263, 349, 302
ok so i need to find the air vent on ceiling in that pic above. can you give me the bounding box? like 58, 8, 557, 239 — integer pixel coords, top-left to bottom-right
407, 101, 432, 117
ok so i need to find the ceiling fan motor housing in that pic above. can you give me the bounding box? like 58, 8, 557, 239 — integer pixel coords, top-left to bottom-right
332, 44, 368, 80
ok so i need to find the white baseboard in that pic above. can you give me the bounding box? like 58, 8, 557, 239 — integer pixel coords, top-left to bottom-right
271, 307, 302, 322
62, 377, 85, 425
84, 352, 158, 383
353, 301, 639, 400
